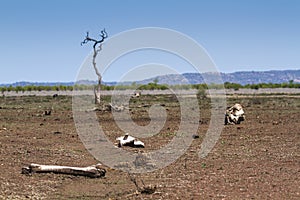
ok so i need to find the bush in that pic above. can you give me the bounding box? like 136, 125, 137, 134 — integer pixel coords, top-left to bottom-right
0, 87, 6, 94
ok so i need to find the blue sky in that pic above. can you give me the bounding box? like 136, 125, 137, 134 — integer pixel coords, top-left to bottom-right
0, 0, 299, 83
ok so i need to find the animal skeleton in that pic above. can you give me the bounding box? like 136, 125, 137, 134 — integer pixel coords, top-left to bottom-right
225, 103, 245, 125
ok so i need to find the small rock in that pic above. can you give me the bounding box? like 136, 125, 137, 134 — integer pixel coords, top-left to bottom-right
192, 134, 200, 139
44, 110, 51, 115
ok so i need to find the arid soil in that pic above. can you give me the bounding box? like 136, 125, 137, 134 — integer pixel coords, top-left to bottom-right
0, 93, 299, 199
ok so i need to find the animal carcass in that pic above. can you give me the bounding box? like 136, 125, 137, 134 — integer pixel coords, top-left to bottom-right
225, 103, 245, 125
116, 133, 145, 148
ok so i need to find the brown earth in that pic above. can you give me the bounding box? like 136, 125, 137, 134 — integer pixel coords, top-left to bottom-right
0, 94, 299, 199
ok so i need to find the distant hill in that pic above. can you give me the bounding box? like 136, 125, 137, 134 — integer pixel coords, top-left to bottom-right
0, 80, 116, 87
137, 69, 300, 85
221, 70, 300, 85
0, 81, 75, 87
1, 69, 299, 86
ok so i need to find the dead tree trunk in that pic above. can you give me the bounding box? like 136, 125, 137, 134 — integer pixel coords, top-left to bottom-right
81, 29, 108, 104
92, 46, 102, 104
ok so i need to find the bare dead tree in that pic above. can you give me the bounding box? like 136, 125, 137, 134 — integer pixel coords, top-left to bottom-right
81, 29, 108, 104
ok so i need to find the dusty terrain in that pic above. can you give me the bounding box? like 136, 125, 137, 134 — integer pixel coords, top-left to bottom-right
0, 92, 299, 199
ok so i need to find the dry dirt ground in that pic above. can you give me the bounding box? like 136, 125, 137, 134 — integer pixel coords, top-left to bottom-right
0, 93, 299, 199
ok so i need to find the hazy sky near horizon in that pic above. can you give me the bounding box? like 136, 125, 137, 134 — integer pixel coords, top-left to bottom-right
0, 0, 299, 83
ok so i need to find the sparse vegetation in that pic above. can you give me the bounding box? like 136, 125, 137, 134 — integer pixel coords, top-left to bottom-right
0, 81, 299, 93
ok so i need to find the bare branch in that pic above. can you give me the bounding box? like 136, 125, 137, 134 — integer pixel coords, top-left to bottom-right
80, 31, 97, 46
127, 173, 157, 195
128, 173, 142, 192
81, 29, 108, 51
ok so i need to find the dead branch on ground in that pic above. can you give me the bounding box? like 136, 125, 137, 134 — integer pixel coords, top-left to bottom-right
127, 173, 157, 196
22, 163, 106, 178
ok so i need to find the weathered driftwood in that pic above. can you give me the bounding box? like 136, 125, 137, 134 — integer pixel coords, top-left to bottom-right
225, 103, 245, 125
109, 103, 129, 112
116, 133, 145, 148
85, 104, 127, 112
22, 163, 106, 178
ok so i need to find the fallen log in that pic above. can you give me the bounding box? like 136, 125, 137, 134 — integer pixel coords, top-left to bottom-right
22, 163, 106, 178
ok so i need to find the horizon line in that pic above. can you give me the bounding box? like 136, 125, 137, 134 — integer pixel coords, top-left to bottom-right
1, 68, 299, 85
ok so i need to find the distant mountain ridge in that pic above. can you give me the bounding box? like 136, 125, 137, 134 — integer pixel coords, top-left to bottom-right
1, 69, 299, 87
221, 70, 300, 85
0, 80, 117, 87
133, 69, 300, 85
